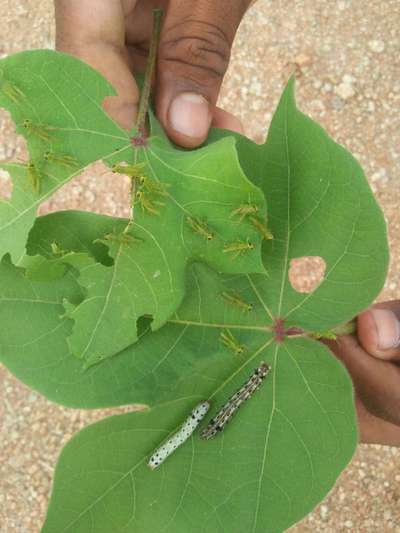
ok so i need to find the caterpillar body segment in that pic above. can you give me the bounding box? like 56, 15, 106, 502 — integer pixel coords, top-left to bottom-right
201, 363, 270, 440
148, 401, 210, 470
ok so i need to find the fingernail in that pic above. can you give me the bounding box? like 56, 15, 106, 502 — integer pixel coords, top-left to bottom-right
168, 93, 211, 138
370, 309, 400, 350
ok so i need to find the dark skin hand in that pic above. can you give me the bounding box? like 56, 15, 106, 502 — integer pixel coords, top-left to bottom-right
55, 1, 399, 447
329, 302, 400, 446
54, 0, 253, 146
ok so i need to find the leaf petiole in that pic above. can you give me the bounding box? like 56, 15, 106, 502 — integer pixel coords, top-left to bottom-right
135, 9, 163, 137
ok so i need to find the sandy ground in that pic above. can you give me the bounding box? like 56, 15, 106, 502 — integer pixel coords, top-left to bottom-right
1, 0, 400, 531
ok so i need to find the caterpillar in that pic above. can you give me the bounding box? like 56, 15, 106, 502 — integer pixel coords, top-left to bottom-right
200, 362, 270, 440
148, 401, 210, 470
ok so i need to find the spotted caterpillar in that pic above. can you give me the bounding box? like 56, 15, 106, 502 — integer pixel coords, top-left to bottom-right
148, 401, 210, 470
200, 362, 270, 440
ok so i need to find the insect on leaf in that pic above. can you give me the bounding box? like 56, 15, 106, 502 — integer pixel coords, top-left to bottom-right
0, 70, 389, 532
0, 50, 267, 364
0, 50, 128, 263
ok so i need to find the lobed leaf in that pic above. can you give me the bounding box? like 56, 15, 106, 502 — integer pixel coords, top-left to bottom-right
235, 79, 389, 330
0, 50, 267, 366
0, 50, 127, 263
62, 136, 267, 368
0, 63, 389, 532
43, 351, 357, 533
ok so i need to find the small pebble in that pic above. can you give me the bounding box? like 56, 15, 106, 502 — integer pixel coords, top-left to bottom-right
294, 53, 312, 66
335, 82, 356, 100
368, 39, 385, 53
320, 505, 329, 520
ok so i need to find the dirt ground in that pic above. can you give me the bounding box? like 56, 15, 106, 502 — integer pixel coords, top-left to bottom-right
1, 0, 400, 531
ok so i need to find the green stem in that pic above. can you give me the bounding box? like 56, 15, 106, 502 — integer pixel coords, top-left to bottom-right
135, 9, 163, 136
331, 320, 357, 336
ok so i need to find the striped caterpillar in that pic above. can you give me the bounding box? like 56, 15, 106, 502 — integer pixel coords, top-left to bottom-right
148, 401, 210, 470
200, 362, 270, 440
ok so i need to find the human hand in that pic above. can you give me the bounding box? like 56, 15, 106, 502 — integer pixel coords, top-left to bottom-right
328, 302, 400, 446
55, 0, 253, 147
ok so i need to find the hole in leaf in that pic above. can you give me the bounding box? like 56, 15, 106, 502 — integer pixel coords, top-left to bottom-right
0, 168, 12, 200
0, 107, 28, 199
0, 107, 27, 156
289, 256, 326, 293
39, 160, 132, 218
137, 315, 153, 338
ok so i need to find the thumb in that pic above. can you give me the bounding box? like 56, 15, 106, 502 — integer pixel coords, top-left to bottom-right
156, 0, 250, 148
55, 0, 139, 130
357, 301, 400, 361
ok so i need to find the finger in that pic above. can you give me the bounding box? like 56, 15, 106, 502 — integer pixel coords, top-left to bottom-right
212, 107, 244, 134
55, 0, 140, 129
355, 397, 400, 447
327, 334, 400, 427
156, 0, 251, 147
358, 301, 400, 361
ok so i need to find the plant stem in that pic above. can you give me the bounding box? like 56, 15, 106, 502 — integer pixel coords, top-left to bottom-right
135, 9, 163, 136
331, 320, 357, 336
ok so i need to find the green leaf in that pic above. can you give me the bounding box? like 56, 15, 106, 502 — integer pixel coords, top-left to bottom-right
43, 350, 357, 533
0, 74, 388, 531
0, 50, 267, 366
0, 50, 127, 263
0, 252, 358, 531
0, 77, 388, 407
0, 250, 268, 408
62, 136, 267, 368
233, 78, 389, 330
0, 254, 82, 378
